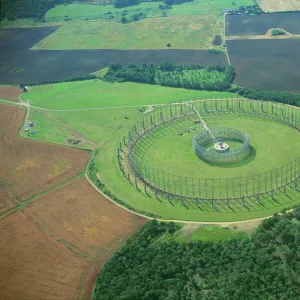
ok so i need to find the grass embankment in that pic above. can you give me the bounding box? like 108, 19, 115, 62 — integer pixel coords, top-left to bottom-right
21, 80, 234, 109
32, 15, 223, 50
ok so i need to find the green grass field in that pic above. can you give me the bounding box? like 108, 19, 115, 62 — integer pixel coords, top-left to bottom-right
45, 1, 255, 22
21, 80, 235, 109
37, 105, 299, 222
22, 109, 94, 149
32, 15, 223, 50
154, 224, 249, 243
136, 114, 300, 179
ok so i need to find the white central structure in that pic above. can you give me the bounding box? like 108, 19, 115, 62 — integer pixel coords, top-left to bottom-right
214, 142, 229, 152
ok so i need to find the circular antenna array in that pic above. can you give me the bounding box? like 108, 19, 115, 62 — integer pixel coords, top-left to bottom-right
192, 127, 251, 165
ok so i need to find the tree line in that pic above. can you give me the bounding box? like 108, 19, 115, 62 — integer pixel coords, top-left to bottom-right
20, 74, 96, 87
93, 206, 300, 300
0, 0, 72, 21
104, 62, 236, 92
233, 87, 300, 107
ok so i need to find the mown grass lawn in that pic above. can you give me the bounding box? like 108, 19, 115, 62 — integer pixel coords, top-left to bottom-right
21, 80, 235, 109
32, 15, 223, 50
137, 114, 300, 179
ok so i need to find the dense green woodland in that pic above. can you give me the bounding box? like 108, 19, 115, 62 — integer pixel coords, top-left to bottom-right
0, 0, 71, 20
93, 206, 300, 300
105, 63, 235, 91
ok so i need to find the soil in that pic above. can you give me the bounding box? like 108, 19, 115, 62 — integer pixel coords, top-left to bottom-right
24, 177, 148, 299
28, 178, 147, 261
0, 49, 228, 85
0, 104, 90, 213
0, 86, 23, 101
227, 39, 300, 93
0, 210, 90, 300
225, 13, 300, 37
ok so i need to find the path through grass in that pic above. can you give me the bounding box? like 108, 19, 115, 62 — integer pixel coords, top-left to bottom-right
21, 80, 235, 110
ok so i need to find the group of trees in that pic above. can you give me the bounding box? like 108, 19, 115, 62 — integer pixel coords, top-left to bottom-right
233, 87, 300, 107
104, 62, 235, 92
271, 29, 286, 36
114, 0, 140, 9
93, 206, 300, 300
0, 0, 72, 21
20, 74, 96, 87
114, 0, 192, 10
163, 0, 193, 5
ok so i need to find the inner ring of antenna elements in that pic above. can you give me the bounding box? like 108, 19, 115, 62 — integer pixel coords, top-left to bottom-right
192, 127, 251, 164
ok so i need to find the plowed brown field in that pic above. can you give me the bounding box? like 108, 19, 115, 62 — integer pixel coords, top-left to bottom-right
0, 86, 22, 101
0, 177, 148, 300
28, 178, 147, 261
0, 104, 90, 213
0, 210, 90, 300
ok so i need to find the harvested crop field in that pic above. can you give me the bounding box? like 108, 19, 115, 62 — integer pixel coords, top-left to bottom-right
0, 49, 227, 85
0, 86, 22, 101
257, 0, 300, 12
0, 104, 90, 212
0, 177, 147, 300
27, 177, 148, 261
227, 39, 300, 93
0, 210, 90, 300
225, 13, 300, 36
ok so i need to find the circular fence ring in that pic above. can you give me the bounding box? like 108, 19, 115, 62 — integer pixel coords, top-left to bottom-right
192, 127, 251, 164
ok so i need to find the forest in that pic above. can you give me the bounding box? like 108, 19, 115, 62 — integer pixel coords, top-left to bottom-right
104, 63, 235, 91
0, 0, 71, 20
93, 206, 300, 300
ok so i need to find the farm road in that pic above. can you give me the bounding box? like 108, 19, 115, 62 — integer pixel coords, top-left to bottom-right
13, 97, 236, 112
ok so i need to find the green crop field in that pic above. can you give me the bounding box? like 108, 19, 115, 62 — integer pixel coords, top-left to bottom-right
32, 15, 223, 50
21, 80, 234, 109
